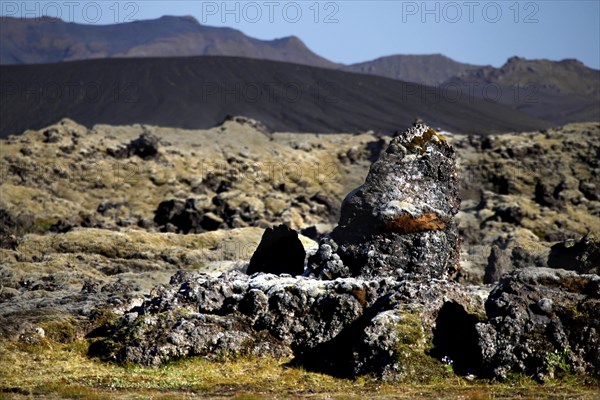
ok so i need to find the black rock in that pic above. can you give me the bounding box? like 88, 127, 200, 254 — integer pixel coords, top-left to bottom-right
154, 199, 186, 227
200, 213, 224, 231
0, 208, 35, 249
300, 226, 319, 240
153, 198, 209, 234
535, 181, 559, 207
548, 232, 600, 274
0, 209, 19, 249
43, 128, 62, 143
108, 132, 160, 160
477, 268, 600, 381
247, 225, 306, 276
127, 132, 160, 160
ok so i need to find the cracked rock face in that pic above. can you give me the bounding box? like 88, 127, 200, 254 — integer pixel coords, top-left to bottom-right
318, 124, 460, 279
476, 268, 600, 381
89, 270, 487, 378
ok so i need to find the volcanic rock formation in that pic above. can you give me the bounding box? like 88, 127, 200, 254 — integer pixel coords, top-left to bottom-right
477, 268, 600, 380
18, 121, 594, 383
88, 124, 480, 379
311, 124, 461, 279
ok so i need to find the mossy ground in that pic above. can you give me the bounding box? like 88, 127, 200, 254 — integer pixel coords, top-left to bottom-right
0, 339, 597, 400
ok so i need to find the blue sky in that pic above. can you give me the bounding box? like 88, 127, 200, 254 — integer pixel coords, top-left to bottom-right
3, 1, 599, 68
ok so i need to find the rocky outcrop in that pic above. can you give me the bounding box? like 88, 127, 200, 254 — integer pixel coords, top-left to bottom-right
0, 226, 316, 339
89, 270, 488, 380
89, 124, 483, 380
3, 118, 600, 384
108, 131, 161, 160
454, 123, 600, 282
477, 268, 600, 381
312, 124, 460, 279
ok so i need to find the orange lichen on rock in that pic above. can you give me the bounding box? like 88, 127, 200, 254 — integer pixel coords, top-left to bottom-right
350, 287, 367, 306
409, 127, 447, 154
383, 212, 449, 234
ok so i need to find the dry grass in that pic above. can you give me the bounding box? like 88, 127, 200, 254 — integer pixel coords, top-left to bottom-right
0, 339, 598, 399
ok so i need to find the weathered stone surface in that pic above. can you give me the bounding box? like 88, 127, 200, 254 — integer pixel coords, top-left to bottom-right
317, 124, 460, 279
246, 225, 305, 276
89, 270, 488, 378
476, 268, 600, 381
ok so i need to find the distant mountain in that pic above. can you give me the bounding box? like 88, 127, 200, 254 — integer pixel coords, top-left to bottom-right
0, 16, 338, 68
1, 16, 597, 126
0, 56, 551, 138
448, 56, 599, 95
443, 57, 600, 124
342, 54, 479, 86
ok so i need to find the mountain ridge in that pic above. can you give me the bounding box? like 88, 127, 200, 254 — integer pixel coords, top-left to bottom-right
341, 54, 481, 87
1, 16, 597, 125
0, 15, 339, 68
0, 55, 552, 137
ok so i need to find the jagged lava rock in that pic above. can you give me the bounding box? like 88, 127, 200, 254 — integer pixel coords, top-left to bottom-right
324, 124, 460, 279
89, 270, 488, 379
477, 267, 600, 381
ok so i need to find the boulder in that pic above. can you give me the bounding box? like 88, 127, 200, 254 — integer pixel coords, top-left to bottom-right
548, 232, 600, 274
0, 208, 20, 249
476, 268, 600, 381
246, 225, 305, 276
127, 132, 160, 159
316, 124, 460, 279
108, 132, 160, 159
154, 198, 221, 233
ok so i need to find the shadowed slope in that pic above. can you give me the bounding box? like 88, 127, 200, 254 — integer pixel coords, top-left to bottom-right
0, 56, 551, 137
